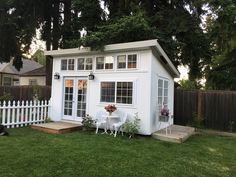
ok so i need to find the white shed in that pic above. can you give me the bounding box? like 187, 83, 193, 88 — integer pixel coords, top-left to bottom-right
44, 39, 179, 135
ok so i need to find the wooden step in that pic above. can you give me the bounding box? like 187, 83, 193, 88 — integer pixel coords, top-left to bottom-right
31, 122, 82, 134
152, 125, 195, 143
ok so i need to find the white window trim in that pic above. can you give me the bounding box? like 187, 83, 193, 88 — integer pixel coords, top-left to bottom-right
158, 77, 169, 108
77, 57, 93, 71
96, 56, 115, 71
116, 53, 139, 70
99, 79, 136, 107
61, 58, 75, 71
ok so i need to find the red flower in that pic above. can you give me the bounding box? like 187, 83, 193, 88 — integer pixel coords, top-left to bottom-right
104, 104, 117, 113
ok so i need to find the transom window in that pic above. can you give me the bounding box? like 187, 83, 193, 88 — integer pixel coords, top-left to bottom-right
117, 54, 137, 69
158, 79, 168, 109
61, 59, 75, 70
96, 56, 114, 70
77, 58, 93, 70
100, 81, 133, 104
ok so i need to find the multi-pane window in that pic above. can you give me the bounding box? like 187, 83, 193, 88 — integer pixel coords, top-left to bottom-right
68, 59, 74, 70
96, 57, 104, 69
117, 54, 137, 69
117, 55, 126, 69
3, 77, 12, 86
100, 82, 115, 102
61, 59, 75, 70
96, 56, 114, 70
116, 82, 133, 104
77, 58, 93, 70
64, 80, 74, 116
100, 81, 133, 104
61, 59, 67, 70
158, 79, 168, 110
128, 54, 137, 68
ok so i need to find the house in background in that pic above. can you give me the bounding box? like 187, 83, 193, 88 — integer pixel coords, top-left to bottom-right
0, 58, 43, 86
19, 66, 46, 86
45, 39, 180, 135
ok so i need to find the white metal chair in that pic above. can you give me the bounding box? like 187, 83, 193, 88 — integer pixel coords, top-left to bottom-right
158, 115, 172, 135
95, 111, 108, 134
111, 112, 128, 137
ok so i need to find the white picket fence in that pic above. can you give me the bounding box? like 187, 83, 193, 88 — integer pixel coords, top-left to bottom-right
0, 100, 50, 128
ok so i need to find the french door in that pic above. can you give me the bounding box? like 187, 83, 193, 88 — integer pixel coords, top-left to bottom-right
63, 77, 87, 121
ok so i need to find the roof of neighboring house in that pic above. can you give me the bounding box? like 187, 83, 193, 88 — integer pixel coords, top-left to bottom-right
20, 66, 46, 77
44, 39, 180, 78
0, 58, 42, 75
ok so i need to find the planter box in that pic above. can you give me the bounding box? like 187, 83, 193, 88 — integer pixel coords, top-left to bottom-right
159, 115, 169, 122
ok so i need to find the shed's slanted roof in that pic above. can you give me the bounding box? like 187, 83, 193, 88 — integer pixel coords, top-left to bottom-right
0, 58, 42, 75
44, 39, 180, 77
20, 66, 46, 77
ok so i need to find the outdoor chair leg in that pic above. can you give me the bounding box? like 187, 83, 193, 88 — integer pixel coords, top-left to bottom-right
96, 126, 99, 134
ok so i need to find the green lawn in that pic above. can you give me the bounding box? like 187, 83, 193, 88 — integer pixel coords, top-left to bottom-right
0, 128, 236, 177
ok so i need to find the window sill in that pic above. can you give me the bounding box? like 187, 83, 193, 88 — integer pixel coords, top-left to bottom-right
97, 102, 137, 109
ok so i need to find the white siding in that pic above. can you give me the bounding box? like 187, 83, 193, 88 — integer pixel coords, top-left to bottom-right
150, 52, 175, 133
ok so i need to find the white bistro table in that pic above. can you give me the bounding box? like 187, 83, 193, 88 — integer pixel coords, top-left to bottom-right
102, 114, 120, 134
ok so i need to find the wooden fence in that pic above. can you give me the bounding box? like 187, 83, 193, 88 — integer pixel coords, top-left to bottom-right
174, 89, 236, 132
0, 100, 50, 128
0, 86, 51, 101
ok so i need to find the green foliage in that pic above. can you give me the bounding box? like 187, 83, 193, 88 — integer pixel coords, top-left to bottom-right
32, 50, 46, 66
70, 12, 156, 50
123, 112, 140, 139
0, 93, 14, 102
228, 120, 235, 133
82, 114, 94, 131
32, 85, 42, 100
191, 112, 205, 129
178, 79, 201, 90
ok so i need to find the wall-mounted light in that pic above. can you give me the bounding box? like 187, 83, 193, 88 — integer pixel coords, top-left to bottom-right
88, 72, 95, 80
54, 72, 60, 80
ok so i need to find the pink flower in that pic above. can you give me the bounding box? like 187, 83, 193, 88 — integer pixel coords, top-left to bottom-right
104, 104, 117, 113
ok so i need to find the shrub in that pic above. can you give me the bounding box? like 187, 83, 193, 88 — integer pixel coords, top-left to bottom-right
191, 112, 205, 128
228, 120, 235, 132
0, 93, 14, 102
82, 115, 94, 131
123, 112, 140, 139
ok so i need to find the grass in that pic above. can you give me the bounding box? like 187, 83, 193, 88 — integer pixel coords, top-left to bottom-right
0, 128, 236, 177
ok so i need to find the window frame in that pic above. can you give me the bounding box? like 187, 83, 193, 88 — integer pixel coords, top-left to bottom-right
3, 77, 12, 86
77, 57, 93, 71
116, 54, 138, 70
100, 81, 134, 105
157, 78, 169, 110
61, 59, 75, 71
96, 56, 114, 70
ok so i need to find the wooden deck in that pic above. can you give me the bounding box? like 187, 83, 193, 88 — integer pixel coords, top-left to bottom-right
152, 125, 195, 143
31, 121, 82, 134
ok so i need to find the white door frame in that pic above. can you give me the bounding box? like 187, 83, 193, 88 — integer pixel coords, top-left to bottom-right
62, 77, 88, 121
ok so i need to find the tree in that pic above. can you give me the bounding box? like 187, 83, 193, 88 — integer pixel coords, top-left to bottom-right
205, 0, 236, 90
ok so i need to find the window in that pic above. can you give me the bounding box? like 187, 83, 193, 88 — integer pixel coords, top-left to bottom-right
158, 79, 168, 109
77, 58, 93, 70
117, 54, 137, 69
100, 82, 115, 102
3, 77, 12, 86
96, 56, 114, 70
128, 54, 137, 68
117, 55, 126, 69
116, 82, 133, 104
61, 59, 75, 70
68, 59, 74, 70
29, 79, 37, 85
61, 59, 67, 70
100, 81, 133, 104
96, 57, 104, 70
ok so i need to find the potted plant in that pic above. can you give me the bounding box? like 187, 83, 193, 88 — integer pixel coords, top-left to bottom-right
104, 104, 117, 115
82, 114, 94, 131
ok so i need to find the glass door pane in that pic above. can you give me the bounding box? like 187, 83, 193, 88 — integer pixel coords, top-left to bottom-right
77, 80, 87, 118
64, 79, 74, 116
